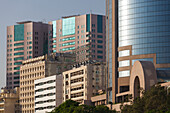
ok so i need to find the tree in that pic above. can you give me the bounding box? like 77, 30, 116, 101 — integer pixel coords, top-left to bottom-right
121, 85, 170, 113
50, 100, 79, 113
50, 100, 116, 113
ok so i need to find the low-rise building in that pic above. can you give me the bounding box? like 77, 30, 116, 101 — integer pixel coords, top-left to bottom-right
0, 87, 20, 113
34, 75, 62, 113
20, 53, 75, 113
63, 61, 106, 104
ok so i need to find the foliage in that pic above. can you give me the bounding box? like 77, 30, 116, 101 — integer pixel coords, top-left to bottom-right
50, 100, 79, 113
50, 100, 116, 113
121, 85, 170, 113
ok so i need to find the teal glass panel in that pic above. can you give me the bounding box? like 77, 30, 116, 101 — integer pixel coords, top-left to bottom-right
14, 24, 24, 41
53, 21, 57, 38
97, 35, 103, 38
14, 57, 24, 61
14, 72, 20, 75
14, 81, 19, 84
14, 67, 20, 70
14, 77, 20, 79
62, 37, 75, 42
53, 45, 56, 48
14, 62, 22, 65
53, 50, 56, 53
86, 14, 90, 32
14, 52, 24, 56
62, 17, 75, 36
14, 47, 24, 51
53, 40, 56, 43
97, 15, 103, 33
62, 47, 75, 51
62, 42, 75, 47
14, 42, 24, 46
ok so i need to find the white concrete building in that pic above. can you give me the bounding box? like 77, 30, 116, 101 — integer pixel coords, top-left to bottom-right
34, 75, 62, 113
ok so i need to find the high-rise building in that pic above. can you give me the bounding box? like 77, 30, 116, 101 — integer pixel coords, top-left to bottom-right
106, 0, 170, 103
34, 75, 62, 113
6, 21, 49, 89
63, 62, 106, 104
48, 14, 106, 62
20, 54, 75, 113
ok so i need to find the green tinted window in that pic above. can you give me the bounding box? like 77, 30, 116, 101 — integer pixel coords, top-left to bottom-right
14, 72, 20, 75
14, 52, 24, 56
97, 15, 103, 33
14, 42, 24, 46
62, 42, 75, 46
62, 37, 75, 42
14, 62, 22, 65
62, 17, 75, 36
86, 14, 90, 32
62, 47, 75, 51
14, 24, 24, 41
14, 57, 24, 61
97, 35, 103, 38
14, 67, 20, 70
14, 47, 24, 51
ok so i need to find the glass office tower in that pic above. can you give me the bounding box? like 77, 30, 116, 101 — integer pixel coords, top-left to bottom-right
106, 0, 170, 103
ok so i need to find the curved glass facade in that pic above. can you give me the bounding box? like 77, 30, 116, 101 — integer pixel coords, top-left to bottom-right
119, 0, 170, 81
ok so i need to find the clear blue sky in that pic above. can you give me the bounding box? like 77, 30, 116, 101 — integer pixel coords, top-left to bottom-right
0, 0, 105, 88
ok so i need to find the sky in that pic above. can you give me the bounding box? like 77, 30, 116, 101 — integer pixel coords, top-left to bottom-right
0, 0, 105, 88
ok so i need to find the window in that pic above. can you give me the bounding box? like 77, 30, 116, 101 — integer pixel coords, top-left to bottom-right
119, 60, 130, 67
14, 42, 24, 46
97, 50, 103, 54
14, 52, 24, 56
14, 47, 24, 51
97, 35, 103, 38
97, 40, 103, 43
97, 56, 103, 59
97, 45, 103, 48
14, 57, 24, 61
119, 70, 130, 77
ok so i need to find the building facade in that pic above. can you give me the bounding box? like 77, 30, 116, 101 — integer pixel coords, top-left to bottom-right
63, 62, 106, 104
48, 14, 106, 62
34, 75, 62, 113
6, 21, 49, 89
106, 0, 170, 103
20, 53, 75, 113
0, 87, 20, 113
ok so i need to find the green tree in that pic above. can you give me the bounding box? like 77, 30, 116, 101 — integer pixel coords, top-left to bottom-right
50, 100, 116, 113
94, 105, 116, 113
121, 85, 170, 113
50, 100, 79, 113
73, 105, 94, 113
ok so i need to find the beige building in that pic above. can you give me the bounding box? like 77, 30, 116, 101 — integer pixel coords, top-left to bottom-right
63, 62, 106, 104
20, 53, 75, 113
0, 87, 20, 113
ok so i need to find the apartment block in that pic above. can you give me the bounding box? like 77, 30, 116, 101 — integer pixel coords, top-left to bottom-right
34, 75, 62, 113
6, 21, 49, 89
20, 53, 75, 113
48, 14, 106, 62
0, 87, 20, 113
63, 61, 106, 104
